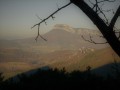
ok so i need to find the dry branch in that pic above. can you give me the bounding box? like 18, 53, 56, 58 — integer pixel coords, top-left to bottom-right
31, 2, 72, 41
81, 34, 107, 44
109, 6, 120, 29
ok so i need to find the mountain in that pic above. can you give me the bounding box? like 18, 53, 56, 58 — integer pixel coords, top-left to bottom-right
42, 24, 108, 51
0, 24, 118, 79
3, 24, 108, 54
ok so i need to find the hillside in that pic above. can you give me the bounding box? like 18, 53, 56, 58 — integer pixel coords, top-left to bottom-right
49, 47, 120, 72
0, 24, 119, 79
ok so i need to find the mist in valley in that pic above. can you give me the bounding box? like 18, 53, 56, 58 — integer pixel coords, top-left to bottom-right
0, 24, 119, 79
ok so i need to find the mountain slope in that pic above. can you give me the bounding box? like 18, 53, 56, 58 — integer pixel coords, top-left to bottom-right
49, 47, 120, 72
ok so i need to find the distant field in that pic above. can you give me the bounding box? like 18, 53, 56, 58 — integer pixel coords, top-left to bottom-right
50, 47, 120, 71
0, 47, 120, 79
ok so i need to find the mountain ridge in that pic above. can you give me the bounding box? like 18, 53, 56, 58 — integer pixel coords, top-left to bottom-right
52, 24, 100, 35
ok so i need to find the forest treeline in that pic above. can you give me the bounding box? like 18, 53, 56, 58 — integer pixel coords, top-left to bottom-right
0, 66, 120, 90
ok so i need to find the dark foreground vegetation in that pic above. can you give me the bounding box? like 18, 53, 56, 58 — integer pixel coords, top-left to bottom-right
0, 66, 120, 90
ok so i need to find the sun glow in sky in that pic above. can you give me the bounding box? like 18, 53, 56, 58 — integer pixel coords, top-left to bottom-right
0, 0, 120, 40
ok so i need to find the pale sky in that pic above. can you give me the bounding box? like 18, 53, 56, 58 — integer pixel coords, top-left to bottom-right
0, 0, 120, 40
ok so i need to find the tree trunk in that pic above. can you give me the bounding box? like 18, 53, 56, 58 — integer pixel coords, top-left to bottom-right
70, 0, 120, 56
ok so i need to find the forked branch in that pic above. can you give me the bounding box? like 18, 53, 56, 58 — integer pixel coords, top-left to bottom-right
81, 34, 107, 44
109, 6, 120, 29
31, 2, 72, 41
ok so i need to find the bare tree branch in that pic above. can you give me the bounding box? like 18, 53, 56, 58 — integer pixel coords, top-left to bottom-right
97, 5, 109, 24
32, 2, 71, 29
81, 34, 107, 44
114, 27, 120, 40
31, 2, 72, 41
109, 5, 120, 29
98, 0, 116, 3
36, 14, 42, 21
88, 0, 112, 24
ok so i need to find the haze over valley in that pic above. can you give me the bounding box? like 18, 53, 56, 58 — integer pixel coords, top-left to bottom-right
0, 24, 119, 79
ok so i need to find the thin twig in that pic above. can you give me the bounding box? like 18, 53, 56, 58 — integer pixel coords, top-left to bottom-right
31, 2, 72, 41
81, 35, 107, 44
88, 0, 116, 25
109, 6, 120, 29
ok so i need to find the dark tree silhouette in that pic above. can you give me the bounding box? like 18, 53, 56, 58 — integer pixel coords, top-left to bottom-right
32, 0, 120, 56
0, 73, 4, 84
0, 72, 4, 89
1, 67, 120, 90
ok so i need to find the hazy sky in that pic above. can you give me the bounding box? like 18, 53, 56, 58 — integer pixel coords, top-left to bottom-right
0, 0, 120, 40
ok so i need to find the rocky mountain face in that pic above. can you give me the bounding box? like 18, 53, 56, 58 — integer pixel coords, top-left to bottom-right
42, 24, 108, 52
53, 24, 100, 35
